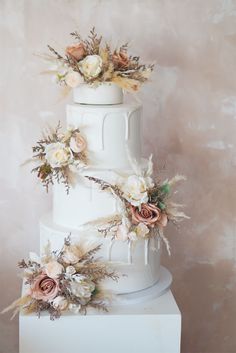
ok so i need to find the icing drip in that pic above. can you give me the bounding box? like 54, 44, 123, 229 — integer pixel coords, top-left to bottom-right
144, 238, 150, 265
100, 108, 136, 150
124, 112, 131, 141
108, 239, 115, 261
100, 113, 108, 151
128, 241, 133, 264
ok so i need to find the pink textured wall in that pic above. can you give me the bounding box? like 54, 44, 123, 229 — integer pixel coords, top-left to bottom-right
1, 1, 236, 352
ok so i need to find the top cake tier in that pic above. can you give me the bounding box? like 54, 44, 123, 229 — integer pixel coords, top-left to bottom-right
67, 101, 142, 169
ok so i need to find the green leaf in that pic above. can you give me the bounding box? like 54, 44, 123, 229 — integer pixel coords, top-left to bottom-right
160, 183, 170, 195
92, 287, 99, 296
158, 201, 166, 210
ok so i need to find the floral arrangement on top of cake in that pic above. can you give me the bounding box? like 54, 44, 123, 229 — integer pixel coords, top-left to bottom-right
31, 122, 88, 193
2, 237, 118, 320
85, 156, 189, 254
45, 27, 154, 92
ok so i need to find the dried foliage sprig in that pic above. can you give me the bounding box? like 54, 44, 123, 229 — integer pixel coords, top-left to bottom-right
85, 156, 189, 254
31, 123, 88, 193
43, 27, 154, 91
2, 237, 118, 320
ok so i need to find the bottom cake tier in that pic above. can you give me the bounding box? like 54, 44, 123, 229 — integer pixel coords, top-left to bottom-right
40, 214, 162, 295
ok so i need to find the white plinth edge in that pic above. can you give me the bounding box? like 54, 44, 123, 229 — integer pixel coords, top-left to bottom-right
20, 286, 181, 353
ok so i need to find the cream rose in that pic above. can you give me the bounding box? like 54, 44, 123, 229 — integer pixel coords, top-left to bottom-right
45, 142, 71, 168
44, 261, 64, 279
121, 175, 149, 206
52, 296, 68, 311
65, 71, 84, 88
70, 132, 87, 153
79, 55, 102, 79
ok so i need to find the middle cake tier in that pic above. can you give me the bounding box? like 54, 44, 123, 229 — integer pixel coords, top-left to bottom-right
53, 168, 128, 229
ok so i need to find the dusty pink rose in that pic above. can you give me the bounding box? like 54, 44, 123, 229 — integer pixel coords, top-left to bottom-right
66, 43, 86, 61
112, 50, 129, 69
130, 203, 168, 228
30, 274, 59, 301
70, 133, 87, 153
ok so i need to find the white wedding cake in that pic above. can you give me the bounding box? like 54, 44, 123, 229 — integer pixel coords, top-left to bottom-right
3, 29, 187, 325
40, 85, 162, 295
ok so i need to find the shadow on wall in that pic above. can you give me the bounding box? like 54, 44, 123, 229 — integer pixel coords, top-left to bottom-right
171, 260, 236, 353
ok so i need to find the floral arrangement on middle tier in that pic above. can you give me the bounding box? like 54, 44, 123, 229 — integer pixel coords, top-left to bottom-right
2, 237, 118, 320
86, 156, 189, 254
31, 123, 88, 192
44, 27, 154, 92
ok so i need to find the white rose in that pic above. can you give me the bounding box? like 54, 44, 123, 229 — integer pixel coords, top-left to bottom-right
135, 223, 150, 238
45, 142, 71, 168
52, 296, 68, 310
66, 265, 76, 276
65, 71, 84, 88
44, 260, 64, 278
121, 175, 149, 206
70, 280, 95, 299
69, 132, 87, 153
79, 55, 102, 79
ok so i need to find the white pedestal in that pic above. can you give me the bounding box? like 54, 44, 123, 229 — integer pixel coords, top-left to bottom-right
19, 290, 181, 353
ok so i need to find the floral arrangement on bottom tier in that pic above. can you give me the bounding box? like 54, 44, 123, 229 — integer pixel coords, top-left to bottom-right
31, 122, 88, 193
2, 238, 118, 320
85, 156, 189, 254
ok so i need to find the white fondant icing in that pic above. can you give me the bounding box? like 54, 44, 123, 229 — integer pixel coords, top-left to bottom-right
53, 163, 147, 229
53, 169, 119, 229
128, 241, 132, 264
73, 83, 123, 105
108, 239, 115, 261
40, 214, 161, 294
66, 102, 142, 169
144, 238, 150, 266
